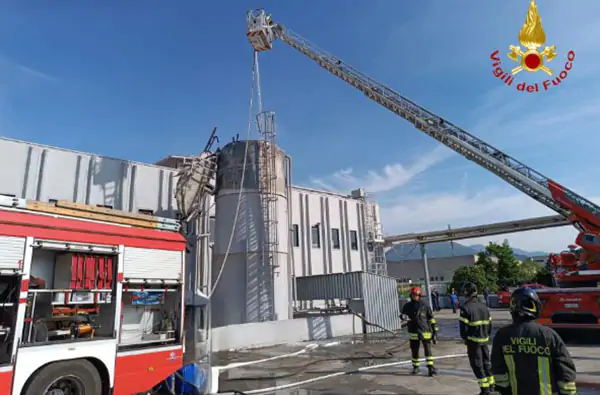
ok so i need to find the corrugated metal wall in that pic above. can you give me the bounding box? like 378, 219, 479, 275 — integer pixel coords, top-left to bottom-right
295, 271, 402, 333
295, 272, 363, 300
0, 137, 179, 218
361, 272, 402, 333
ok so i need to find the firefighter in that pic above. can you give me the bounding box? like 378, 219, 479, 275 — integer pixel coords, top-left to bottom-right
459, 282, 494, 394
400, 286, 438, 376
491, 287, 577, 395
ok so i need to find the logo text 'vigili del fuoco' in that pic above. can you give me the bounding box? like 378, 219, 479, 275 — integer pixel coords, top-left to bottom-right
490, 0, 575, 93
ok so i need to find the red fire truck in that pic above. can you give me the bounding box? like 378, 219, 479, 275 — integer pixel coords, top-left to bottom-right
536, 246, 600, 329
497, 283, 546, 307
0, 197, 187, 395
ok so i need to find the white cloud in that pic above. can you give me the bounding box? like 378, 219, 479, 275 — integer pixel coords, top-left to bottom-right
310, 145, 452, 194
0, 56, 58, 137
0, 56, 58, 85
310, 137, 596, 251
308, 1, 600, 253
308, 77, 600, 251
381, 187, 591, 252
468, 85, 600, 151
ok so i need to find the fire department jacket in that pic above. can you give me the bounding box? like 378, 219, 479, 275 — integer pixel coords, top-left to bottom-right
491, 321, 577, 395
400, 300, 438, 341
458, 297, 492, 344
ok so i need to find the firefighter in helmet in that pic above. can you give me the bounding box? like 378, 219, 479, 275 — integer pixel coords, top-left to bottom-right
491, 287, 577, 395
400, 286, 438, 376
459, 282, 494, 394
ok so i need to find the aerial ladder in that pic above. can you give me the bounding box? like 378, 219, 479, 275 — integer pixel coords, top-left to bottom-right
245, 10, 600, 326
245, 9, 600, 258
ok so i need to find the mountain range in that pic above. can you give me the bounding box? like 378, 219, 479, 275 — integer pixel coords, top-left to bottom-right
385, 241, 549, 261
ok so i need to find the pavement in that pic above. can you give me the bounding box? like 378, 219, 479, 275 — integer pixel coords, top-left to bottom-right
214, 309, 600, 394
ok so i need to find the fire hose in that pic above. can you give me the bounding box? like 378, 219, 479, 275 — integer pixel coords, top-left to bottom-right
220, 308, 453, 394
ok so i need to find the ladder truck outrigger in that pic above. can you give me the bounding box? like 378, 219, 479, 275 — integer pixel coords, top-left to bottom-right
246, 9, 600, 331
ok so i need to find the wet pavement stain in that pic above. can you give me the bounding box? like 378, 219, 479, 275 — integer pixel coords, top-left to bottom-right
216, 309, 600, 395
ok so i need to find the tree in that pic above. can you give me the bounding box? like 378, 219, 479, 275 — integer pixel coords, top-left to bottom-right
535, 265, 554, 287
475, 251, 499, 291
450, 265, 487, 294
486, 241, 522, 287
518, 258, 541, 283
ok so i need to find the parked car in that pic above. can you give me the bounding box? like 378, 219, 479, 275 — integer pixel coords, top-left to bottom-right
497, 286, 512, 306
497, 283, 547, 306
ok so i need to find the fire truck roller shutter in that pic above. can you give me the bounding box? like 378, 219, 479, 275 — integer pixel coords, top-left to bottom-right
0, 236, 25, 271
122, 247, 184, 281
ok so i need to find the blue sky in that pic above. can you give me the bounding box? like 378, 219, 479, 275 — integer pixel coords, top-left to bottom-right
2, 1, 600, 252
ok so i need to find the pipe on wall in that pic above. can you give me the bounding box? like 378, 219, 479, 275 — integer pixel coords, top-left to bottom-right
199, 196, 212, 336
285, 154, 296, 318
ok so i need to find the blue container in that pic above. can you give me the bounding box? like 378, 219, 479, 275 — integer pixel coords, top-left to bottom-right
175, 363, 207, 394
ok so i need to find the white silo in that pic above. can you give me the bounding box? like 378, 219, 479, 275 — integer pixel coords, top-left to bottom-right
210, 137, 291, 327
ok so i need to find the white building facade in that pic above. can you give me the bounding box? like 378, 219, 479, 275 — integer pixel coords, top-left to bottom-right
0, 137, 383, 326
290, 186, 372, 277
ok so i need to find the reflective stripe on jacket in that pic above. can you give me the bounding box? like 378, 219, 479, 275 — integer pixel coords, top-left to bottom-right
401, 300, 438, 339
459, 297, 492, 344
491, 321, 577, 395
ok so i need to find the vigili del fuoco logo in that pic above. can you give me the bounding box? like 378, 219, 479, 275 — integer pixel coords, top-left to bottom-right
490, 0, 575, 93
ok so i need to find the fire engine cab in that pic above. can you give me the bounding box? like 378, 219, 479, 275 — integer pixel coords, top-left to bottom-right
0, 197, 187, 395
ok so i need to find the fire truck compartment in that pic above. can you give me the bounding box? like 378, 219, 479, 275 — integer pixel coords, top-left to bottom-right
0, 274, 20, 365
537, 288, 600, 328
22, 246, 118, 345
119, 285, 182, 349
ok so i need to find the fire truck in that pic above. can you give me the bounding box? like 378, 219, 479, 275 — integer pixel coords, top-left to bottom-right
535, 246, 600, 329
0, 196, 188, 395
245, 9, 600, 330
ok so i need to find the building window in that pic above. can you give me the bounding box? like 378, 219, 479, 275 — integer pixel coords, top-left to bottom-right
292, 224, 299, 247
350, 230, 358, 250
331, 228, 340, 249
311, 225, 320, 248
209, 216, 215, 243
440, 276, 445, 281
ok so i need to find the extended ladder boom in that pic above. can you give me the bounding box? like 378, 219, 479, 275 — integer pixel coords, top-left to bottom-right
246, 10, 600, 230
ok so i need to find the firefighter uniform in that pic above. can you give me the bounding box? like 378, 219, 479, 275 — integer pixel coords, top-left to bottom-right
401, 287, 438, 376
459, 289, 494, 394
491, 287, 577, 395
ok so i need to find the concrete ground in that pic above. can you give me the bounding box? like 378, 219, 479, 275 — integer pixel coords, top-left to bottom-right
215, 309, 600, 394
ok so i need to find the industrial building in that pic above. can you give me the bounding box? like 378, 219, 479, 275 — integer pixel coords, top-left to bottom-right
0, 136, 387, 331
386, 255, 478, 284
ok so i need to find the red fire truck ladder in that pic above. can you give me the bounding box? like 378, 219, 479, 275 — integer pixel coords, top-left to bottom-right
245, 9, 600, 307
245, 9, 600, 234
247, 10, 600, 223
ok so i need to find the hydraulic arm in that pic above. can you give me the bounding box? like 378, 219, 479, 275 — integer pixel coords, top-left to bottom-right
245, 9, 600, 252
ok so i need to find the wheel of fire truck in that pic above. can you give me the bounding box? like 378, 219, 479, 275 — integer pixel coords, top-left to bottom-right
22, 359, 102, 395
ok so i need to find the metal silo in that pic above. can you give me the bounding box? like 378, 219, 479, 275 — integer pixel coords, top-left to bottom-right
210, 135, 291, 327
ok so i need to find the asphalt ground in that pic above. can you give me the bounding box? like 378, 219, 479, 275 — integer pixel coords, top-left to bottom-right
215, 309, 600, 395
